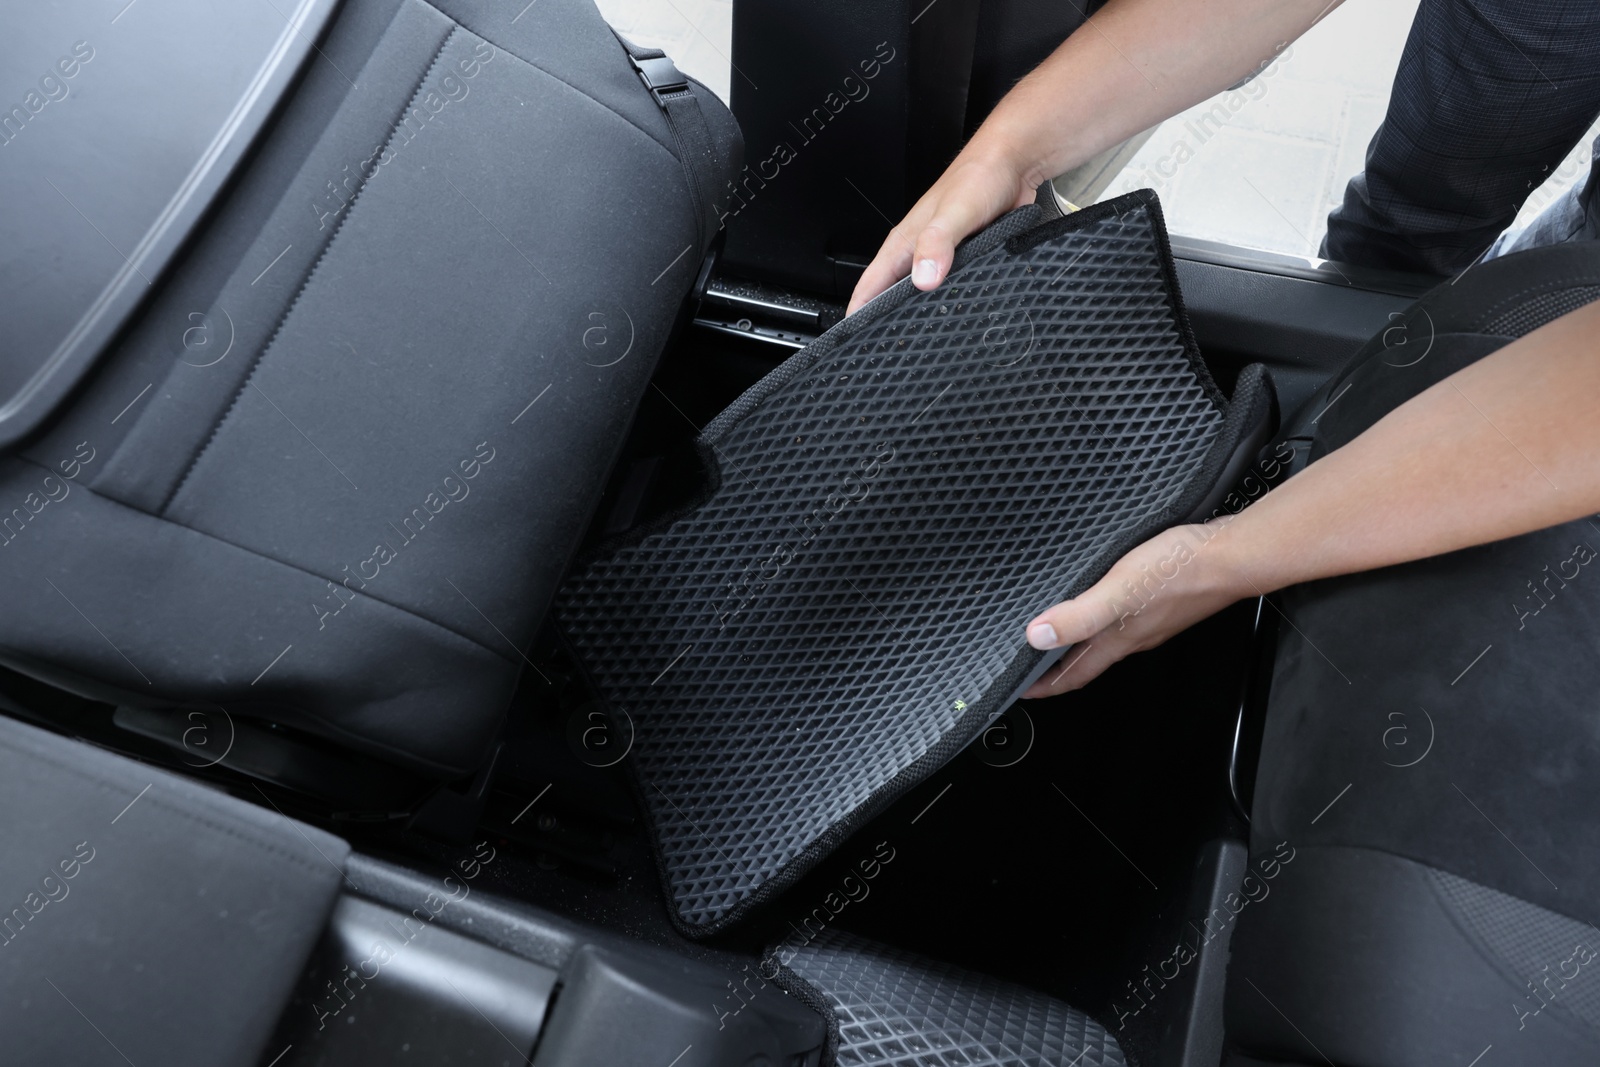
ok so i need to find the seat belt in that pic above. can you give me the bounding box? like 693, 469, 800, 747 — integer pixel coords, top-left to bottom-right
612, 33, 722, 250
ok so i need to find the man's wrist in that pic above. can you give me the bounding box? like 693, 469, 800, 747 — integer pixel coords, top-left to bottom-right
962, 114, 1054, 190
1193, 513, 1278, 602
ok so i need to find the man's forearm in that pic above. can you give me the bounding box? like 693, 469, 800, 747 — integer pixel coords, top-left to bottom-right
972, 0, 1346, 187
846, 0, 1344, 313
1210, 301, 1600, 597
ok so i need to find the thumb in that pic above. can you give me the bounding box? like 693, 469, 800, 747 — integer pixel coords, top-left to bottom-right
1025, 578, 1124, 650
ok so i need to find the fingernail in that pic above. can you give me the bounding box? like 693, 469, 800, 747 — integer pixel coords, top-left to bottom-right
1027, 623, 1058, 650
912, 258, 939, 287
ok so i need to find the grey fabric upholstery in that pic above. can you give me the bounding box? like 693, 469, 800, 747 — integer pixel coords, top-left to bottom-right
1255, 244, 1600, 929
1, 0, 741, 776
1229, 243, 1600, 1064
1227, 847, 1600, 1065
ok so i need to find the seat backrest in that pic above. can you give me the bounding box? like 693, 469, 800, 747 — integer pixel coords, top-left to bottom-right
0, 0, 741, 781
1226, 241, 1600, 1065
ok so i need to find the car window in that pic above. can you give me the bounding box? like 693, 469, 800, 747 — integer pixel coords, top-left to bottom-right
1099, 0, 1600, 265
591, 0, 733, 105
595, 0, 1597, 269
1100, 0, 1421, 261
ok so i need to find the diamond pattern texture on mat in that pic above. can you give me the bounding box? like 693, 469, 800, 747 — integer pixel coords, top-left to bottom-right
558, 200, 1225, 929
781, 930, 1127, 1067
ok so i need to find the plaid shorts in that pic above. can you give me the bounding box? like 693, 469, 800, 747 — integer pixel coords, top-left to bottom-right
1322, 0, 1600, 274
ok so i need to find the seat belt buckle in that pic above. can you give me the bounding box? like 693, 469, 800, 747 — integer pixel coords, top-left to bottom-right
631, 54, 689, 103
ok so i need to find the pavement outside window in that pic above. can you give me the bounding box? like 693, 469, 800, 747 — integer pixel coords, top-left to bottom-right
1101, 0, 1599, 261
1101, 0, 1420, 258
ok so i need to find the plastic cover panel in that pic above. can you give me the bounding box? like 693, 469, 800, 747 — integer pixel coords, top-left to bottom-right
0, 0, 338, 449
0, 714, 348, 1066
772, 930, 1126, 1067
557, 191, 1239, 933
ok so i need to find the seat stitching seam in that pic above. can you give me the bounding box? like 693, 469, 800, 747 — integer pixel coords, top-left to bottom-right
9, 739, 339, 878
159, 28, 461, 516
416, 0, 684, 164
15, 457, 517, 666
1465, 275, 1600, 332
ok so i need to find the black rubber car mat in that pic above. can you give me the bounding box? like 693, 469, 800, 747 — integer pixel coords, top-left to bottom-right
557, 189, 1267, 934
766, 929, 1128, 1067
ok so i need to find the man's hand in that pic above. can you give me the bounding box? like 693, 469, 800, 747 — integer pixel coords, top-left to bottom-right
842, 0, 1346, 317
1022, 521, 1249, 697
1020, 297, 1600, 700
846, 149, 1038, 316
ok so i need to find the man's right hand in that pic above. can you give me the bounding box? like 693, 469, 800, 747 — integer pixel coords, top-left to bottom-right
845, 147, 1039, 316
